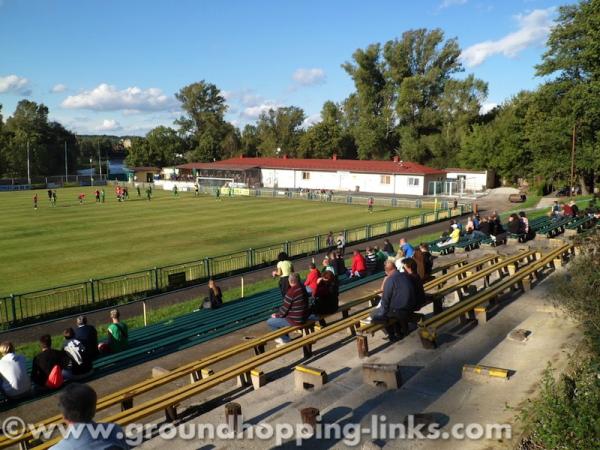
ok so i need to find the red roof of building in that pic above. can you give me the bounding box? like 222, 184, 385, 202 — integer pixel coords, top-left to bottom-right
177, 157, 445, 176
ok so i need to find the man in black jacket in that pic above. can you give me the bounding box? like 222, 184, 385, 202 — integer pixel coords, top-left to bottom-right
74, 316, 98, 360
371, 261, 417, 340
31, 335, 69, 389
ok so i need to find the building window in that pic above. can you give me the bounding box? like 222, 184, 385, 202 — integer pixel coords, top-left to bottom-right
380, 175, 391, 185
408, 177, 420, 186
302, 171, 311, 180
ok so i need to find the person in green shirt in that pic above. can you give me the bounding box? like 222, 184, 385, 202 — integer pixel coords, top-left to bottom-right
105, 309, 128, 353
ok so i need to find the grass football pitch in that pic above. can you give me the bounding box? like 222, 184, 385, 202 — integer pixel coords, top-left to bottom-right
0, 187, 429, 296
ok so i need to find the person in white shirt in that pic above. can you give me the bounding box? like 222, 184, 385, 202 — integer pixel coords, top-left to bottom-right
0, 341, 31, 399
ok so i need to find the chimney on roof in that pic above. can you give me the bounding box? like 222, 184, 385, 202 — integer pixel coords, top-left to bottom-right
332, 153, 337, 160
393, 156, 399, 163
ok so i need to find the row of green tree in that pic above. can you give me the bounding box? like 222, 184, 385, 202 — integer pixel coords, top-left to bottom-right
1, 0, 598, 192
126, 0, 599, 192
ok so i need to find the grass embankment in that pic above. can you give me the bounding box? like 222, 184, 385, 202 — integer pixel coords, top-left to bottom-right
0, 187, 428, 295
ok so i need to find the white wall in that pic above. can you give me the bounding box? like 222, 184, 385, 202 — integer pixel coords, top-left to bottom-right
446, 171, 488, 192
260, 168, 426, 195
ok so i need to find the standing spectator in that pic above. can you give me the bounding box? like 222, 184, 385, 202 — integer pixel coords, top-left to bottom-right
349, 250, 367, 278
98, 310, 128, 354
31, 335, 68, 389
336, 232, 346, 256
367, 197, 374, 213
0, 342, 31, 400
61, 328, 93, 381
326, 231, 335, 252
519, 211, 533, 240
74, 315, 98, 360
304, 263, 321, 296
399, 238, 414, 258
331, 251, 346, 276
267, 273, 308, 344
273, 252, 294, 298
33, 193, 38, 210
203, 279, 223, 309
382, 239, 395, 256
50, 383, 129, 450
370, 261, 417, 340
365, 247, 378, 275
311, 271, 339, 315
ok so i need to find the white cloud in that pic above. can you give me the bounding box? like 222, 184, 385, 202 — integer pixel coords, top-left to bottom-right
241, 101, 283, 120
50, 83, 67, 93
224, 89, 264, 107
480, 102, 498, 114
0, 74, 31, 96
460, 8, 555, 67
292, 68, 326, 87
439, 0, 467, 9
96, 119, 122, 132
302, 114, 321, 129
62, 83, 176, 112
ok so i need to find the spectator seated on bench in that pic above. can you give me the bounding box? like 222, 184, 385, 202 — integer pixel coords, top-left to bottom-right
348, 250, 367, 278
267, 273, 309, 345
365, 247, 378, 275
61, 328, 94, 381
0, 342, 31, 401
437, 223, 460, 248
98, 309, 129, 355
369, 260, 418, 341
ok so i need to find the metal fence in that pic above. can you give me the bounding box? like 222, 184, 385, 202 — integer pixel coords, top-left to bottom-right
0, 205, 468, 328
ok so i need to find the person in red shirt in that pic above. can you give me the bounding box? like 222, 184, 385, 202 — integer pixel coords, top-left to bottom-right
304, 263, 321, 296
349, 250, 367, 278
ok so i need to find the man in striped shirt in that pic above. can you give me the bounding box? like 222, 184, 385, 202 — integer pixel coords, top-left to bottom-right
267, 273, 309, 345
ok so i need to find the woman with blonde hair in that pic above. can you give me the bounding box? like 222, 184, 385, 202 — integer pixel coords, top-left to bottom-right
0, 341, 31, 399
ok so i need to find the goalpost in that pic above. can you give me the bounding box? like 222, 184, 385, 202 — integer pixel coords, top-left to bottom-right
195, 176, 234, 194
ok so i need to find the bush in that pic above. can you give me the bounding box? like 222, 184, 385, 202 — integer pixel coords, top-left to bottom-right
518, 355, 600, 450
518, 230, 600, 449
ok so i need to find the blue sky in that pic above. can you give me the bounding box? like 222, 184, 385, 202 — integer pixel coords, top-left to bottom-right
0, 0, 573, 136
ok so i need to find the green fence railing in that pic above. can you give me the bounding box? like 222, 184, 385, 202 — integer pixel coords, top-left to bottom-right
0, 205, 469, 328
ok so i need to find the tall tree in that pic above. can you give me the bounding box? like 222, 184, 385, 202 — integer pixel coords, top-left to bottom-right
125, 126, 185, 167
240, 124, 259, 156
298, 101, 356, 158
175, 81, 229, 162
256, 106, 305, 156
342, 44, 394, 159
534, 0, 600, 192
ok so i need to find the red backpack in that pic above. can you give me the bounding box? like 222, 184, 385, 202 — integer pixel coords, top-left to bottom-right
45, 364, 64, 389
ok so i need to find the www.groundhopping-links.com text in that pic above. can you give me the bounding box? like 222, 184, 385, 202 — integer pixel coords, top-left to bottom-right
2, 414, 512, 447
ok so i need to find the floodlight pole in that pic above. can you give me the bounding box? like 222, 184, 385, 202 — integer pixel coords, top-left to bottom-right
98, 139, 102, 179
64, 141, 68, 182
26, 140, 31, 185
570, 123, 576, 199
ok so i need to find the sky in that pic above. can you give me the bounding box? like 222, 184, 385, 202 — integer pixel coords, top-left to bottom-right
0, 0, 574, 137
